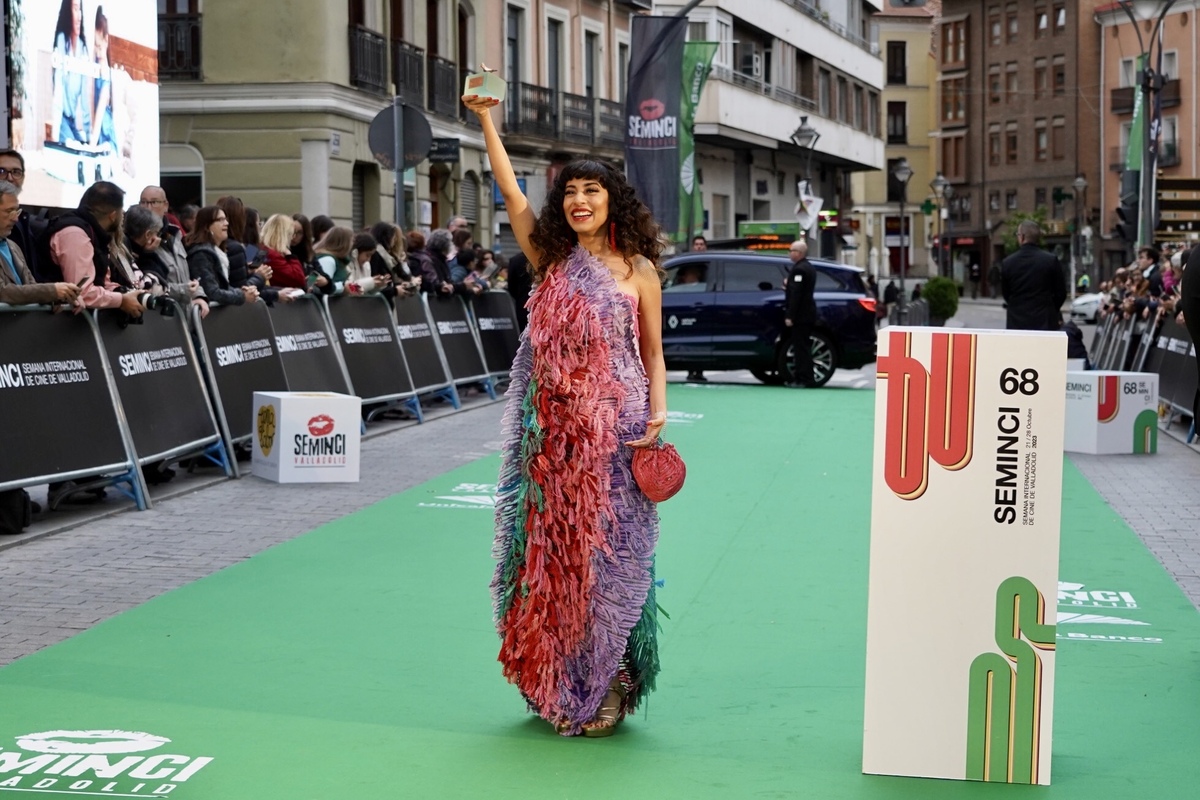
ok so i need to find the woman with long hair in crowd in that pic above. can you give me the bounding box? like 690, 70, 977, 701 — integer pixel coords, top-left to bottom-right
291, 214, 316, 268
369, 221, 418, 298
463, 88, 667, 737
186, 205, 259, 307
258, 214, 309, 291
310, 226, 354, 295
345, 232, 392, 295
310, 215, 335, 245
243, 207, 262, 264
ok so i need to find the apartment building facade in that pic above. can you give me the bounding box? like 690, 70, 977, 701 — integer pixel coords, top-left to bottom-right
934, 0, 1106, 285
849, 1, 938, 279
1096, 1, 1199, 264
664, 0, 886, 259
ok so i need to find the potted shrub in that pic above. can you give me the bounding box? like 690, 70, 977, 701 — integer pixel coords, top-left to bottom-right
923, 276, 959, 326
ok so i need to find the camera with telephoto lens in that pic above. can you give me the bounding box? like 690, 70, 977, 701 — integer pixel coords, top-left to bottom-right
138, 292, 176, 317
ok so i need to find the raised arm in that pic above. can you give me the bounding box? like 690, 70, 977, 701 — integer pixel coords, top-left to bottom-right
462, 92, 541, 269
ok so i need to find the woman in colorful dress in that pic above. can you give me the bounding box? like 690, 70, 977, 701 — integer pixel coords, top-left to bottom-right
463, 90, 668, 737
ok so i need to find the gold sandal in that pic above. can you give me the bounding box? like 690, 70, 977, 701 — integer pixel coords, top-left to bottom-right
582, 681, 627, 738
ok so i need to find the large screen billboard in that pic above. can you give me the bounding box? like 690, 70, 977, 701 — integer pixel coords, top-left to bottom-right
8, 0, 159, 208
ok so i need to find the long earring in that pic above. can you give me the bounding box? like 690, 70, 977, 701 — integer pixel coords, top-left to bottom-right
609, 222, 617, 250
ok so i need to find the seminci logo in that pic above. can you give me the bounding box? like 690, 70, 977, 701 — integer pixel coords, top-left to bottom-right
876, 331, 977, 500
0, 729, 213, 796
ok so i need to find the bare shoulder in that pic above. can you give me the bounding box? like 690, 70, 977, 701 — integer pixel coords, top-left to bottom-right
631, 254, 660, 282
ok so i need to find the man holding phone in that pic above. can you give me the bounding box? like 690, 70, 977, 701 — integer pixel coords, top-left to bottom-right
0, 181, 81, 307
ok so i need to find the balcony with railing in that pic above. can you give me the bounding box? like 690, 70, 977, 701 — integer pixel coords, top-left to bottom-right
779, 0, 878, 55
393, 40, 425, 107
1113, 78, 1181, 115
561, 93, 595, 145
349, 26, 387, 95
158, 14, 202, 80
712, 65, 818, 112
599, 99, 624, 147
506, 83, 557, 139
427, 55, 459, 117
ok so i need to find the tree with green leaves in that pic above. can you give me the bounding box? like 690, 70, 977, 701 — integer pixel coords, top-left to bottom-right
1000, 207, 1049, 255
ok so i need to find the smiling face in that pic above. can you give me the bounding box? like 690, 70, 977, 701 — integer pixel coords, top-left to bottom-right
209, 212, 229, 245
562, 177, 610, 238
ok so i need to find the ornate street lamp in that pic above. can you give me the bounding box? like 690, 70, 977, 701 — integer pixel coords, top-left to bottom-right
893, 158, 914, 322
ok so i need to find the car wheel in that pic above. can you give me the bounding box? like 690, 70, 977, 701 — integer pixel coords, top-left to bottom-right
751, 369, 784, 386
778, 331, 838, 388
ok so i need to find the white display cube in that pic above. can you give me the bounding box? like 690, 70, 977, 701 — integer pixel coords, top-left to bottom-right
1064, 371, 1158, 455
251, 391, 362, 482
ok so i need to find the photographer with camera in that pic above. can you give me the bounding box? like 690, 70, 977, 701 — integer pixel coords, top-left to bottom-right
126, 204, 209, 320
36, 181, 144, 319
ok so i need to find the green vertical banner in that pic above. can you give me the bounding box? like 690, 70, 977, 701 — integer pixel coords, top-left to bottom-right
1125, 54, 1146, 172
678, 42, 717, 244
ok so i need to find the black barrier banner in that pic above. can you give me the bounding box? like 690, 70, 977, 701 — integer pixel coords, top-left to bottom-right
96, 308, 219, 463
267, 298, 352, 394
0, 308, 130, 488
1149, 318, 1197, 412
470, 291, 521, 375
394, 294, 452, 392
325, 295, 415, 401
425, 295, 488, 383
195, 302, 289, 441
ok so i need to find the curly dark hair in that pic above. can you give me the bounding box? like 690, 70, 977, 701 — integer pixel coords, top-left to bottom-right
529, 159, 664, 282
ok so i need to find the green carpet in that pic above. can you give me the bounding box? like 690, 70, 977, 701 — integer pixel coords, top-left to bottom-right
1, 384, 1198, 799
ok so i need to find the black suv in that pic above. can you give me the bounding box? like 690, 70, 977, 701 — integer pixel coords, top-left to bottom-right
660, 251, 877, 387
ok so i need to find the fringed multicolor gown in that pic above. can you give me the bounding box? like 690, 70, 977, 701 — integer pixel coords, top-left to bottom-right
492, 245, 661, 736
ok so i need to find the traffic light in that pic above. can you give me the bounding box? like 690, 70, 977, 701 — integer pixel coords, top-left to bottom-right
1115, 169, 1139, 244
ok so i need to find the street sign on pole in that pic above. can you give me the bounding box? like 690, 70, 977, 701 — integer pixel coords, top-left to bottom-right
368, 101, 434, 230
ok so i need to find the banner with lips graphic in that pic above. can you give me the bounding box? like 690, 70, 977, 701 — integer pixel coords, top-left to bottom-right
624, 15, 687, 235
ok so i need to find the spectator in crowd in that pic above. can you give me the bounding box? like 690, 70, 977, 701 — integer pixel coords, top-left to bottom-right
108, 210, 149, 294
1136, 246, 1163, 297
911, 282, 922, 302
0, 181, 80, 307
968, 261, 981, 299
216, 196, 262, 291
138, 186, 193, 305
1059, 314, 1091, 369
466, 252, 493, 293
0, 149, 48, 281
124, 203, 208, 319
369, 221, 418, 299
311, 226, 354, 295
506, 250, 532, 330
883, 279, 899, 307
186, 205, 259, 306
446, 216, 470, 259
138, 185, 183, 231
310, 214, 335, 244
37, 181, 143, 318
450, 237, 476, 282
405, 230, 431, 286
177, 204, 199, 235
258, 214, 309, 291
243, 207, 262, 264
421, 228, 480, 296
1000, 220, 1066, 331
451, 228, 474, 266
345, 232, 393, 295
291, 214, 316, 268
692, 235, 707, 252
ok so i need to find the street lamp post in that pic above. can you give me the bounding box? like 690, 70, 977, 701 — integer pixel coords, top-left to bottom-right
791, 115, 821, 254
930, 172, 949, 277
1118, 0, 1177, 249
893, 158, 914, 323
1072, 174, 1088, 302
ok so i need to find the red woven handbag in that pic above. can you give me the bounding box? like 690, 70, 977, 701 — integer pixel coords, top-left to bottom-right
632, 441, 686, 503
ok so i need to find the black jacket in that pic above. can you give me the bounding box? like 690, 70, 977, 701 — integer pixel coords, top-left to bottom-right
11, 210, 48, 282
419, 246, 470, 296
36, 209, 114, 287
187, 243, 245, 306
506, 252, 533, 330
785, 257, 817, 324
1000, 244, 1067, 331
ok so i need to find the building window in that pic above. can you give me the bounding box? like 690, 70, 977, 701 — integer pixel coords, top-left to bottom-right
887, 158, 906, 203
818, 69, 831, 117
1162, 51, 1177, 80
712, 193, 730, 239
1005, 63, 1017, 103
1119, 57, 1136, 88
546, 19, 563, 94
869, 92, 880, 137
1006, 122, 1018, 164
941, 78, 965, 125
1035, 8, 1048, 38
618, 42, 629, 99
1035, 187, 1047, 209
1006, 3, 1018, 42
888, 101, 902, 143
837, 77, 849, 123
1053, 55, 1065, 95
989, 125, 1001, 165
942, 134, 966, 181
1052, 186, 1065, 219
941, 20, 967, 68
584, 31, 599, 98
1053, 4, 1066, 34
1006, 189, 1018, 210
1034, 57, 1047, 99
887, 41, 907, 85
506, 5, 524, 87
989, 8, 1002, 46
988, 64, 1001, 104
989, 191, 1001, 211
1052, 117, 1065, 160
853, 85, 865, 129
1034, 119, 1048, 161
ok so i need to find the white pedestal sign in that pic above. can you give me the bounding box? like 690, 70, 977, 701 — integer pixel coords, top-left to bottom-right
863, 328, 1066, 785
251, 392, 362, 483
1064, 371, 1158, 455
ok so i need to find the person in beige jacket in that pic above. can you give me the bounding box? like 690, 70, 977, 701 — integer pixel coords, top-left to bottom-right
0, 181, 80, 307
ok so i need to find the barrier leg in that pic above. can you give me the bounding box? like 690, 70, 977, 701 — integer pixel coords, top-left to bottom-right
1189, 418, 1196, 444
432, 385, 461, 409
107, 467, 150, 511
483, 377, 498, 400
199, 440, 235, 477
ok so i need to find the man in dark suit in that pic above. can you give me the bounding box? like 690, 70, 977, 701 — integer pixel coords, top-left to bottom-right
1000, 220, 1067, 331
784, 239, 818, 387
